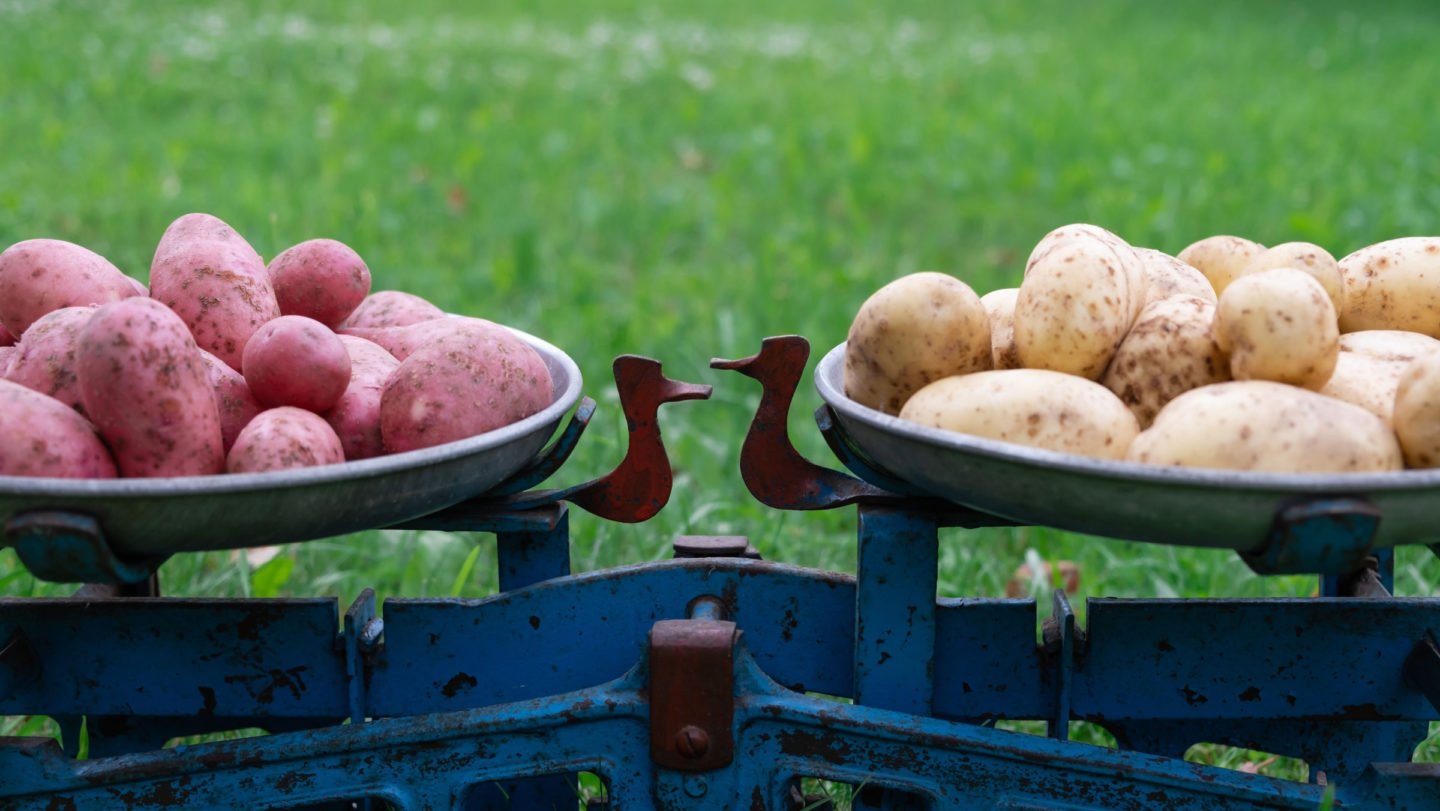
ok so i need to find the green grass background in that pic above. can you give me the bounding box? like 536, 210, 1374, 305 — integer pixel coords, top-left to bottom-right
3, 0, 1439, 785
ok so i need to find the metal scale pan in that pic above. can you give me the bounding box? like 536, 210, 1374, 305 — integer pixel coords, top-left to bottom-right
815, 341, 1440, 553
0, 328, 582, 558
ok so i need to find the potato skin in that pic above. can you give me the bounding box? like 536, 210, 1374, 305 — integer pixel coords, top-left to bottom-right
3, 306, 96, 415
380, 326, 553, 453
339, 290, 445, 330
1135, 248, 1216, 308
1242, 241, 1343, 314
1319, 331, 1440, 424
0, 346, 13, 377
1177, 235, 1264, 297
1025, 224, 1147, 321
226, 406, 345, 473
1391, 351, 1440, 468
76, 298, 224, 477
899, 369, 1139, 460
198, 349, 262, 452
325, 335, 400, 460
1213, 268, 1338, 390
980, 287, 1022, 370
1, 322, 16, 347
843, 272, 992, 415
267, 239, 372, 328
1128, 381, 1402, 473
1015, 231, 1142, 380
1101, 295, 1229, 429
242, 316, 352, 412
0, 239, 140, 337
340, 316, 500, 362
1338, 237, 1440, 336
149, 213, 281, 369
0, 379, 117, 478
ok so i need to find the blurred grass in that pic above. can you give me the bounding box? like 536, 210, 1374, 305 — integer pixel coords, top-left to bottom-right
3, 0, 1440, 780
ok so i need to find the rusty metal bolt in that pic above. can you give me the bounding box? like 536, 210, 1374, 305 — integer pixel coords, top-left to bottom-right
673, 725, 710, 759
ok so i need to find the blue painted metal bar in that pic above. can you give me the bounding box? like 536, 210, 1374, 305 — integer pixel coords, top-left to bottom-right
1047, 590, 1076, 742
853, 507, 938, 716
495, 507, 572, 593
4, 512, 168, 585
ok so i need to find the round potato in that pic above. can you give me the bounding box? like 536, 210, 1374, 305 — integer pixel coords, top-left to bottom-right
1391, 350, 1440, 467
1135, 248, 1216, 308
1242, 242, 1343, 314
339, 290, 446, 331
0, 239, 140, 337
899, 370, 1139, 460
226, 406, 345, 473
1176, 235, 1264, 297
1319, 331, 1440, 424
267, 239, 372, 328
242, 316, 353, 413
1015, 231, 1143, 380
3, 306, 96, 415
979, 288, 1021, 370
844, 272, 991, 415
1213, 268, 1338, 390
0, 379, 117, 478
1338, 237, 1440, 336
149, 213, 281, 369
1128, 381, 1402, 473
1101, 295, 1229, 428
76, 298, 224, 477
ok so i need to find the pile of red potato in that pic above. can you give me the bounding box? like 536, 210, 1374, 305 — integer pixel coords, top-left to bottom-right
0, 213, 553, 479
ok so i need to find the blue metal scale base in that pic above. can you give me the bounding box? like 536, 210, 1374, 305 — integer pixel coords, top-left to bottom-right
3, 340, 1440, 810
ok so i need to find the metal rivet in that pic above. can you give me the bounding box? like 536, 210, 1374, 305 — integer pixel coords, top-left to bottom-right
674, 725, 710, 759
683, 775, 709, 798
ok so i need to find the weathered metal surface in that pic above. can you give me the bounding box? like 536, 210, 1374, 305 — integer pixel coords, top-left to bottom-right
0, 328, 582, 560
673, 535, 751, 558
649, 618, 739, 771
1405, 637, 1440, 715
5, 512, 168, 585
815, 339, 1440, 552
1241, 499, 1382, 575
854, 507, 937, 717
8, 647, 1437, 810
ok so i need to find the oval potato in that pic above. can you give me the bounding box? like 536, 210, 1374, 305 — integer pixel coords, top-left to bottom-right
0, 239, 139, 337
2, 306, 96, 415
326, 335, 400, 460
1213, 268, 1338, 390
1338, 237, 1440, 336
198, 349, 262, 452
1024, 223, 1147, 322
0, 379, 117, 478
844, 272, 991, 415
339, 290, 446, 331
899, 369, 1139, 460
1015, 232, 1142, 380
979, 288, 1021, 370
268, 238, 372, 328
1101, 295, 1229, 429
1177, 235, 1264, 297
1242, 241, 1343, 314
226, 406, 346, 473
1392, 350, 1440, 468
1128, 381, 1402, 473
1318, 331, 1440, 424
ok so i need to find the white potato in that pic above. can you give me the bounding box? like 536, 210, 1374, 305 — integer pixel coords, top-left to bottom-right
1338, 237, 1440, 336
1242, 241, 1343, 314
1213, 268, 1338, 390
1101, 295, 1229, 428
1177, 235, 1265, 297
1319, 331, 1440, 424
1135, 248, 1216, 308
1015, 231, 1144, 380
1024, 223, 1147, 322
979, 287, 1021, 370
1392, 350, 1440, 467
1128, 381, 1402, 473
844, 272, 991, 415
899, 369, 1138, 460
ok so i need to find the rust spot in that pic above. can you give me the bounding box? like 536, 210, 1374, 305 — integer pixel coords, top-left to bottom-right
778, 730, 853, 764
275, 770, 316, 793
441, 672, 478, 698
1181, 686, 1209, 706
1239, 686, 1261, 702
528, 615, 541, 630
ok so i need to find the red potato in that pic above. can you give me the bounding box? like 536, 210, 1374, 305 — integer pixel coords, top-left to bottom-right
339, 290, 445, 330
226, 406, 345, 473
2, 306, 97, 415
0, 323, 15, 346
325, 335, 400, 460
0, 239, 140, 337
198, 349, 262, 452
342, 316, 504, 362
242, 315, 352, 412
380, 328, 553, 453
124, 276, 148, 297
267, 239, 372, 327
0, 379, 117, 478
76, 298, 224, 477
0, 346, 13, 377
149, 213, 281, 369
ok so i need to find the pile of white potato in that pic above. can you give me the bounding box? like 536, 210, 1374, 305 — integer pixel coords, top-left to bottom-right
844, 225, 1440, 473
